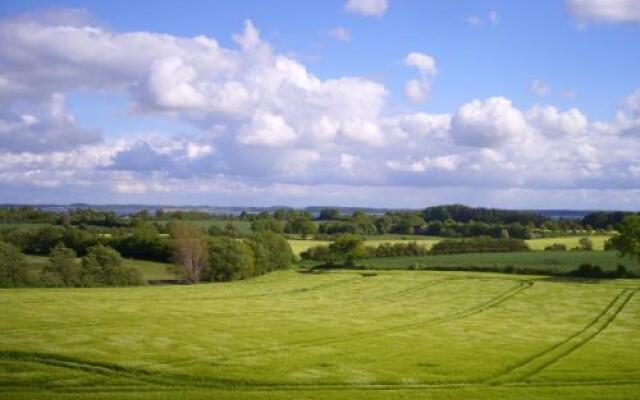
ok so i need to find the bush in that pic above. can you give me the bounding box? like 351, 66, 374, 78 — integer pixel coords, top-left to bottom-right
429, 237, 530, 255
41, 244, 80, 287
80, 245, 143, 287
578, 237, 594, 251
206, 237, 255, 282
544, 243, 567, 251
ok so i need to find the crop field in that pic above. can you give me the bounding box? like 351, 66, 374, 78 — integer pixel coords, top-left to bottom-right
354, 251, 637, 274
0, 270, 638, 399
526, 235, 611, 251
288, 235, 611, 256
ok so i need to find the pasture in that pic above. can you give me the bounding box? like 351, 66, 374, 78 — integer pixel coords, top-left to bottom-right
288, 235, 611, 256
0, 270, 638, 399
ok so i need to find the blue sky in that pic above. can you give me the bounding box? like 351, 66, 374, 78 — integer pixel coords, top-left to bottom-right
0, 0, 639, 208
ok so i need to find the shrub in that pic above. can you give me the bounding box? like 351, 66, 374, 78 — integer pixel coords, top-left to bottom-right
544, 243, 567, 251
41, 244, 80, 287
430, 237, 530, 255
206, 237, 255, 281
578, 237, 594, 251
80, 245, 143, 287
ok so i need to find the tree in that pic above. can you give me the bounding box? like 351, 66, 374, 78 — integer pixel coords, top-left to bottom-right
318, 208, 340, 220
0, 241, 29, 287
80, 245, 143, 286
248, 232, 294, 273
284, 215, 317, 236
250, 217, 284, 233
609, 215, 640, 265
578, 237, 594, 251
206, 237, 255, 281
328, 234, 367, 267
41, 244, 79, 287
169, 221, 209, 283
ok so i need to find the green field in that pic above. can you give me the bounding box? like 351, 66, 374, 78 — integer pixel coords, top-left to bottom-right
351, 251, 637, 274
526, 235, 611, 251
288, 235, 611, 256
0, 270, 638, 399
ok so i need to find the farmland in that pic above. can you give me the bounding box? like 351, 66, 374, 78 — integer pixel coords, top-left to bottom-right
0, 270, 638, 399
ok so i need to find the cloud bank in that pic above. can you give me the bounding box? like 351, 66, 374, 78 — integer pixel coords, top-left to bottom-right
0, 10, 639, 208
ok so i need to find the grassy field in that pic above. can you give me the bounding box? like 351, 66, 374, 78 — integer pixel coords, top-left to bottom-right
350, 251, 637, 274
0, 270, 638, 399
288, 235, 611, 256
526, 235, 611, 251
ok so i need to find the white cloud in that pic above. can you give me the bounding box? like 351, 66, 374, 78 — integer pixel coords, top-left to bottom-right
526, 105, 588, 137
465, 15, 483, 27
403, 52, 437, 103
566, 0, 640, 24
328, 26, 351, 42
451, 97, 530, 147
344, 0, 389, 17
387, 155, 462, 172
238, 111, 298, 146
2, 10, 640, 209
403, 52, 437, 76
530, 79, 550, 96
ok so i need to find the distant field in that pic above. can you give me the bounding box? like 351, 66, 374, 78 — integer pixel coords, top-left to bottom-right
526, 235, 610, 250
0, 270, 638, 399
353, 250, 636, 274
288, 235, 611, 256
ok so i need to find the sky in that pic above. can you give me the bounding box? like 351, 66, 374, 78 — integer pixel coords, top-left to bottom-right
0, 0, 639, 209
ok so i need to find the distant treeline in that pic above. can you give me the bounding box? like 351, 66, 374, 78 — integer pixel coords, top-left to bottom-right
301, 235, 533, 265
2, 205, 638, 239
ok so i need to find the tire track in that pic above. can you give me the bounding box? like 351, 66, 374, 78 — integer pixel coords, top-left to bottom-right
2, 349, 640, 393
207, 280, 533, 365
487, 288, 636, 384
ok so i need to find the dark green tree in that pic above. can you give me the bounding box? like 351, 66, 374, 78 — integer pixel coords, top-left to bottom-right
0, 241, 29, 287
41, 244, 80, 287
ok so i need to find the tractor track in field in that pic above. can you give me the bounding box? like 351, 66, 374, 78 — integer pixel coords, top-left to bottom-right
195, 280, 533, 366
486, 288, 636, 384
1, 348, 639, 394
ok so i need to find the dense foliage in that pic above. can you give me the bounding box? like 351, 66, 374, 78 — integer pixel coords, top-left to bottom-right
79, 245, 144, 287
608, 215, 640, 264
0, 241, 29, 287
207, 232, 294, 282
429, 237, 530, 255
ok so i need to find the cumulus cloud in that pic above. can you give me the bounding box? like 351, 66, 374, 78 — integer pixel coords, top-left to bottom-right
1, 10, 640, 208
344, 0, 389, 17
566, 0, 640, 24
403, 52, 437, 103
451, 97, 530, 147
0, 94, 101, 152
526, 106, 588, 137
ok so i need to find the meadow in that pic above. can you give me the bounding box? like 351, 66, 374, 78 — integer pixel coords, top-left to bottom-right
0, 270, 638, 399
288, 235, 610, 256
